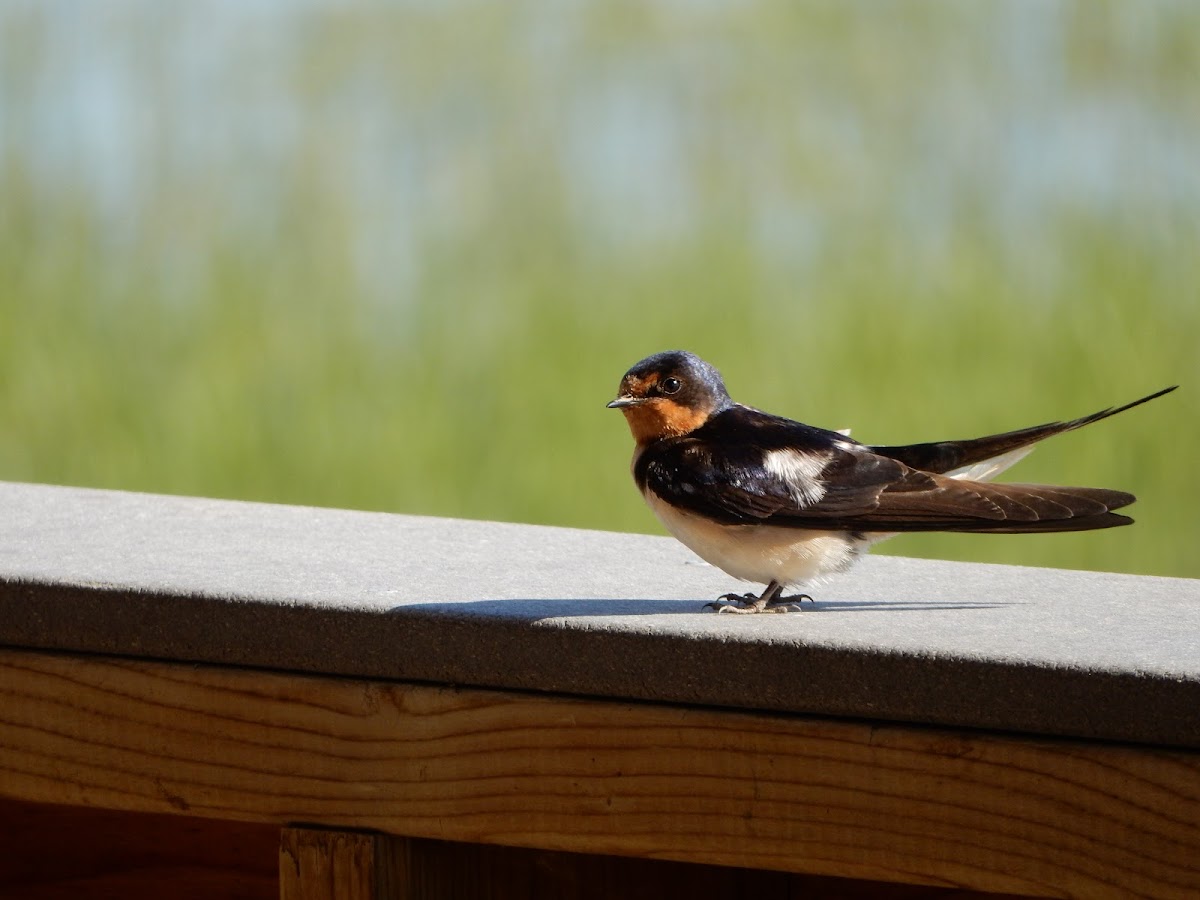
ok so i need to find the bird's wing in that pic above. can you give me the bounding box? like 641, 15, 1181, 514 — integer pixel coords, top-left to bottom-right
638, 409, 1134, 534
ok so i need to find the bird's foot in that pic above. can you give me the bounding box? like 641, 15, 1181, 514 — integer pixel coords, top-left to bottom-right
705, 590, 813, 614
778, 593, 815, 608
705, 592, 763, 614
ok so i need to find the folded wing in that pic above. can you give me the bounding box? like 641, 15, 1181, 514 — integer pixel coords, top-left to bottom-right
637, 409, 1135, 534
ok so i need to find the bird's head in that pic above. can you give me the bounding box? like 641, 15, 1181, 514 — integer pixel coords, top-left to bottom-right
607, 350, 732, 444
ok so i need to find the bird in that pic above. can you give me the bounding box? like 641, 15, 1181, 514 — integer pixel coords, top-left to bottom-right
606, 350, 1176, 614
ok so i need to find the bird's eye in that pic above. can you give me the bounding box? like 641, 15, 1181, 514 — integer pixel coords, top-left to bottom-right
661, 377, 682, 395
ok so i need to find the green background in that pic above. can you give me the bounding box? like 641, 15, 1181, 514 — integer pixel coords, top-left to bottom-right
2, 3, 1197, 579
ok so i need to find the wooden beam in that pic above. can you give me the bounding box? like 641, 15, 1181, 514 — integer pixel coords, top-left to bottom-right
1, 649, 1197, 898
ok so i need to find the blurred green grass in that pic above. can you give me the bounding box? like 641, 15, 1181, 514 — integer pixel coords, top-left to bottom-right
1, 2, 1197, 580
2, 211, 1194, 578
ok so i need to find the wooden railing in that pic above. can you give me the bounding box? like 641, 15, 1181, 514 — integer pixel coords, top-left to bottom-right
1, 481, 1198, 898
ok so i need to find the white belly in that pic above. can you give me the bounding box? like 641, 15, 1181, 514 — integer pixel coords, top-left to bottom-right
643, 489, 863, 587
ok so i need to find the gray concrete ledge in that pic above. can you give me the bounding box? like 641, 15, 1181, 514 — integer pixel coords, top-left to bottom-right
1, 481, 1197, 749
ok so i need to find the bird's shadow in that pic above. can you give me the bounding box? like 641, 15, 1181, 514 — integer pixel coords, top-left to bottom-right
388, 596, 1014, 619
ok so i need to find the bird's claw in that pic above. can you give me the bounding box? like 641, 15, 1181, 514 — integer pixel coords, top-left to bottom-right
710, 591, 758, 606
780, 593, 815, 607
704, 591, 814, 614
704, 592, 762, 614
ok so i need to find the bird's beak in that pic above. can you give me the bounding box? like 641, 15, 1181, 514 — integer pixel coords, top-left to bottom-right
606, 395, 644, 409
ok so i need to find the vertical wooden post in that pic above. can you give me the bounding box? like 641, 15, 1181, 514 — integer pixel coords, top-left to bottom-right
280, 828, 397, 900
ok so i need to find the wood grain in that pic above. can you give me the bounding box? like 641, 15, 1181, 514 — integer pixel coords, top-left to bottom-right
1, 648, 1197, 898
280, 828, 388, 900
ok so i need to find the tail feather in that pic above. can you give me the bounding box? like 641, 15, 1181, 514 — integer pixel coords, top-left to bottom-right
943, 445, 1034, 482
870, 386, 1177, 476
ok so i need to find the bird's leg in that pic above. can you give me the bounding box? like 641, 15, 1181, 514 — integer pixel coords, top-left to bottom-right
705, 581, 807, 614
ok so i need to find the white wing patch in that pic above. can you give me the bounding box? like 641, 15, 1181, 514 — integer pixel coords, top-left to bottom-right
946, 446, 1035, 483
763, 448, 828, 507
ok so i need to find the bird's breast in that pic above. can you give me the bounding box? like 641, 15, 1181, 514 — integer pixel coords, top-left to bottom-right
641, 486, 862, 587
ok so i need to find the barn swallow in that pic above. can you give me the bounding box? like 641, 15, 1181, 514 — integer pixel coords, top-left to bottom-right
607, 350, 1176, 613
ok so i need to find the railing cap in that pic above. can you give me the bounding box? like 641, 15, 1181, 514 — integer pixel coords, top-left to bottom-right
2, 481, 1197, 748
